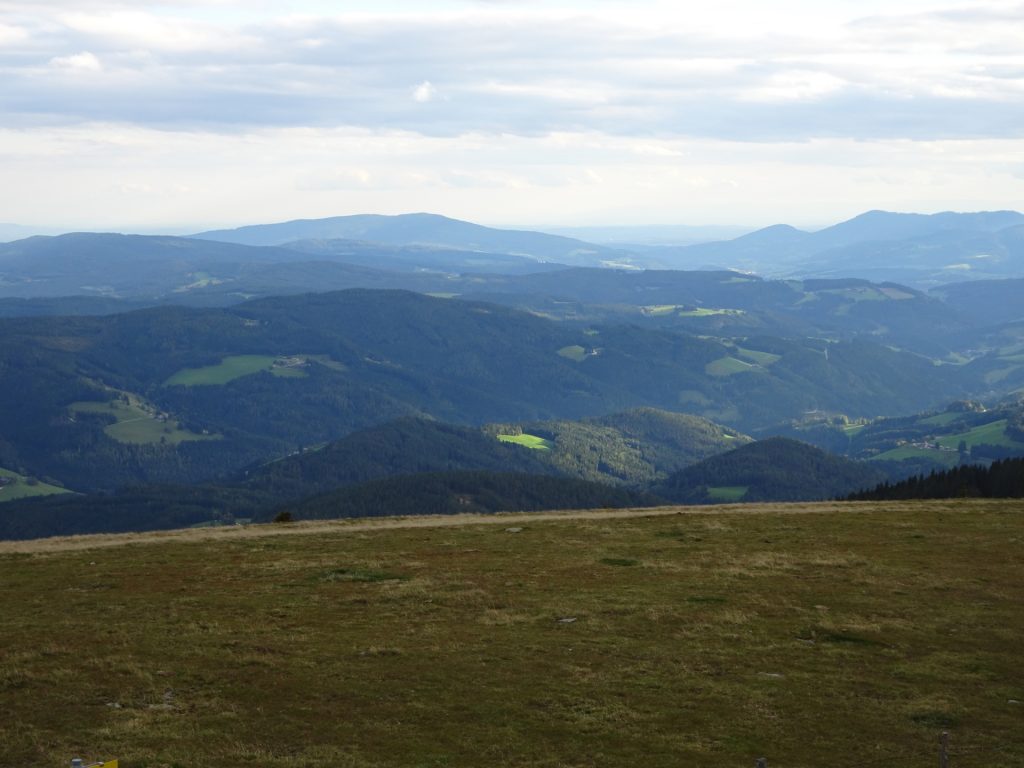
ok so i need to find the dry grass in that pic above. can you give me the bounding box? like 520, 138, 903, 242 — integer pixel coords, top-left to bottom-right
1, 500, 1022, 768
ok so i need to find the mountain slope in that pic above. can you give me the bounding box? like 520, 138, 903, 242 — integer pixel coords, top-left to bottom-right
239, 418, 556, 500
491, 408, 750, 486
274, 470, 663, 522
0, 289, 971, 492
653, 437, 887, 503
648, 211, 1024, 286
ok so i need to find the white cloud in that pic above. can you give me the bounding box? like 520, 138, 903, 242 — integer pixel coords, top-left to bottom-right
412, 80, 437, 103
48, 50, 102, 71
1, 1, 1023, 226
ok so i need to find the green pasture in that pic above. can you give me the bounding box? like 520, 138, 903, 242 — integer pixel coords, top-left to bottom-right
734, 347, 781, 366
706, 485, 748, 502
497, 433, 554, 451
69, 400, 219, 446
557, 345, 588, 362
164, 354, 345, 386
705, 356, 761, 377
164, 355, 279, 385
0, 467, 70, 503
937, 420, 1024, 451
870, 445, 961, 468
919, 412, 964, 427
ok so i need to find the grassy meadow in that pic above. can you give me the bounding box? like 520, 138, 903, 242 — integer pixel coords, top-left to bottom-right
70, 400, 220, 446
0, 467, 70, 502
1, 501, 1022, 768
164, 355, 345, 386
497, 433, 555, 451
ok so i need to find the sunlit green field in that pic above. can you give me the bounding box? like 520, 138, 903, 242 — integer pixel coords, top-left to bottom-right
1, 500, 1021, 768
872, 419, 1024, 467
497, 433, 554, 451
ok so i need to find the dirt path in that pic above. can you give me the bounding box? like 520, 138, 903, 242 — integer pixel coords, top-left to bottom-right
0, 501, 899, 555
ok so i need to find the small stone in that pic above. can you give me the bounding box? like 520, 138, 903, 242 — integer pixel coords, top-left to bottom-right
1009, 699, 1021, 705
557, 617, 577, 623
505, 527, 523, 533
757, 672, 784, 679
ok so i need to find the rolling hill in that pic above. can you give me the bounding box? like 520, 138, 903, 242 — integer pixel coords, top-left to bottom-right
0, 289, 969, 495
193, 212, 630, 267
489, 408, 750, 486
654, 438, 887, 504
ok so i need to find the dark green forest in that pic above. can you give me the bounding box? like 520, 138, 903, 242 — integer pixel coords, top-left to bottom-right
849, 458, 1024, 500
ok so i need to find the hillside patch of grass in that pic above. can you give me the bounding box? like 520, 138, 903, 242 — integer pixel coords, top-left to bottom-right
705, 356, 761, 377
734, 347, 782, 366
557, 345, 588, 362
707, 485, 748, 502
938, 419, 1024, 450
870, 445, 961, 468
165, 354, 344, 386
0, 467, 70, 503
497, 433, 554, 451
165, 354, 279, 385
1, 501, 1022, 767
919, 412, 964, 427
69, 400, 219, 446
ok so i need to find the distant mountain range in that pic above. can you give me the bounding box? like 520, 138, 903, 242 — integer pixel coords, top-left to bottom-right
193, 212, 631, 267
653, 210, 1024, 287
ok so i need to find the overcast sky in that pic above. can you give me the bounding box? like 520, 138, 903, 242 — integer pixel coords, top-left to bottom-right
1, 0, 1022, 231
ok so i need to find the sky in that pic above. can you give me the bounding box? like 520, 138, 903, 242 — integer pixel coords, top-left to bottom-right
0, 0, 1022, 232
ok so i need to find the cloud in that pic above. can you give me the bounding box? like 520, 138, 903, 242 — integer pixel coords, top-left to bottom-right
412, 80, 437, 103
48, 50, 102, 72
1, 3, 1022, 141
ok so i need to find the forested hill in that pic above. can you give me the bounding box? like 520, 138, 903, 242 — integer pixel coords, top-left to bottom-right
238, 418, 556, 500
269, 471, 663, 522
489, 408, 750, 486
849, 458, 1024, 501
654, 438, 887, 504
0, 289, 965, 492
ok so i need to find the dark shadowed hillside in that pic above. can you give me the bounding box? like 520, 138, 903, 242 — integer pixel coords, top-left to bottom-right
654, 437, 887, 504
271, 470, 663, 521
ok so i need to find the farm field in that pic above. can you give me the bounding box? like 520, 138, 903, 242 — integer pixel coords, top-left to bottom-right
69, 400, 219, 446
1, 501, 1021, 768
0, 467, 70, 502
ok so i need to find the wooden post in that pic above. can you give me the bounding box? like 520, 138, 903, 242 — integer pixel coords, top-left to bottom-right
939, 731, 950, 768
